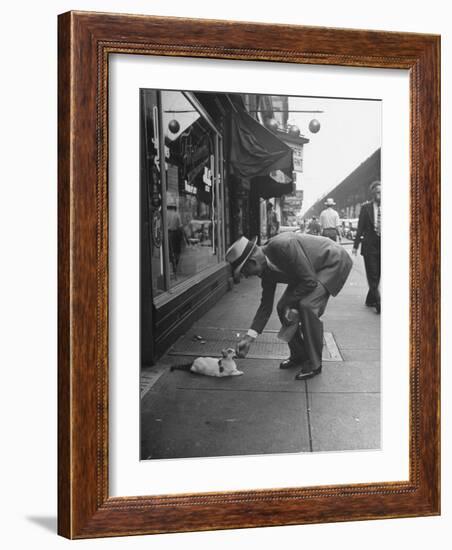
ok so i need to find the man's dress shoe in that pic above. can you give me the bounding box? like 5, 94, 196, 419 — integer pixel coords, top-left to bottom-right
295, 365, 322, 381
279, 359, 301, 369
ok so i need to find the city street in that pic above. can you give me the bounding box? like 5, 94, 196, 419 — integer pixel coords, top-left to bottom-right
140, 241, 380, 459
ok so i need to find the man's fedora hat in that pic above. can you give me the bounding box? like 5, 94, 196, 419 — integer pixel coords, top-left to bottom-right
369, 180, 381, 192
225, 236, 258, 278
324, 197, 336, 206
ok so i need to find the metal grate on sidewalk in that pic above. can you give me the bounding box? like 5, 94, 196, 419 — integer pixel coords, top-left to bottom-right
168, 327, 342, 362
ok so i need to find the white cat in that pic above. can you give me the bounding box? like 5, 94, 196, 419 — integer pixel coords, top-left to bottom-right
170, 348, 243, 377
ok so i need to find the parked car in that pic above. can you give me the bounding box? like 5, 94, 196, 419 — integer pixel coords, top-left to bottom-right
340, 218, 359, 240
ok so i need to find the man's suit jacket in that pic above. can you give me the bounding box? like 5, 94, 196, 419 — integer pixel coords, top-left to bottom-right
250, 232, 353, 334
353, 201, 381, 256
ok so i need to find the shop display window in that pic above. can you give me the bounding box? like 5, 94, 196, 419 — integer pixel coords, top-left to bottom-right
141, 89, 223, 297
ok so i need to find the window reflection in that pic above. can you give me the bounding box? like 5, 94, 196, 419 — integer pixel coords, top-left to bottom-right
162, 91, 219, 287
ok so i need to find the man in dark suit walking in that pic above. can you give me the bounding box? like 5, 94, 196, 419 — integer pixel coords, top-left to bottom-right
352, 180, 381, 314
226, 231, 353, 380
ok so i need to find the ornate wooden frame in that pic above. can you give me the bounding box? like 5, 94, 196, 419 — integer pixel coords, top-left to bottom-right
58, 11, 440, 538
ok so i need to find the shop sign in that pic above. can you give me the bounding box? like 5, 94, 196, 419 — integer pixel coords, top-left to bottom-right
282, 190, 303, 211
184, 180, 197, 195
203, 165, 212, 192
292, 145, 303, 172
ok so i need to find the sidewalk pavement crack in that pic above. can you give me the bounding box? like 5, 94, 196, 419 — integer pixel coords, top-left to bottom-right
304, 381, 313, 452
173, 387, 307, 393
305, 391, 380, 395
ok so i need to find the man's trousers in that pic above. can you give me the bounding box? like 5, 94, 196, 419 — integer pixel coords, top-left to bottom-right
363, 252, 381, 307
277, 282, 330, 370
321, 228, 338, 242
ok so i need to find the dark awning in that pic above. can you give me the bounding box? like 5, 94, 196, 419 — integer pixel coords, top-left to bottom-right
251, 175, 294, 199
229, 109, 293, 179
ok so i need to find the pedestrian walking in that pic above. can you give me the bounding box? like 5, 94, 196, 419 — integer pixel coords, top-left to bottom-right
166, 198, 183, 275
226, 232, 352, 380
319, 198, 342, 242
352, 180, 381, 314
266, 201, 280, 239
307, 216, 321, 236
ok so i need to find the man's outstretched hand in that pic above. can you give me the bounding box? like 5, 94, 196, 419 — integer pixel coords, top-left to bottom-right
236, 334, 254, 358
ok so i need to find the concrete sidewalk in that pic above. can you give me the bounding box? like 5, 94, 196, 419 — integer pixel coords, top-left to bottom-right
140, 243, 380, 459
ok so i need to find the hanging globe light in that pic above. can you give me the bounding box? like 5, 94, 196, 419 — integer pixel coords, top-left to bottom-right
309, 119, 321, 133
168, 119, 180, 134
265, 118, 279, 132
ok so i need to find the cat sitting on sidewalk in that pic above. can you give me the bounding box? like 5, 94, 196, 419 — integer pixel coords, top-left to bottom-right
170, 348, 243, 378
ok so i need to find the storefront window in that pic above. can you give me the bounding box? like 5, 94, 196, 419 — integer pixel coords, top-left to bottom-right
161, 91, 220, 289
141, 89, 165, 296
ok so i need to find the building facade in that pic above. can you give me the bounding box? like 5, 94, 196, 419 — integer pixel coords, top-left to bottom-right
141, 90, 305, 365
242, 94, 309, 235
303, 148, 381, 221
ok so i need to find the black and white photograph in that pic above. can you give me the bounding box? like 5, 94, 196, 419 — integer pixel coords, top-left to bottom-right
1, 0, 445, 545
140, 89, 381, 460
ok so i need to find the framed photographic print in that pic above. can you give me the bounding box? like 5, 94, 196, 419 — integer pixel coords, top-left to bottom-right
58, 11, 440, 538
